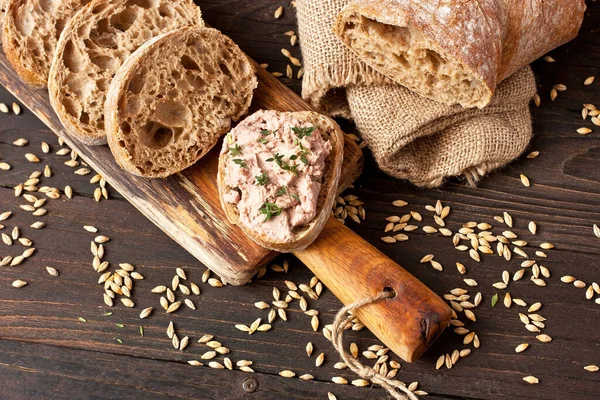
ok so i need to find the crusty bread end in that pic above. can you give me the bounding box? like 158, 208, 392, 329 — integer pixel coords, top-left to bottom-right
335, 5, 493, 108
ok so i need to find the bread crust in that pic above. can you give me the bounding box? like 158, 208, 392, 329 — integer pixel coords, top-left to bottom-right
2, 0, 85, 88
336, 0, 586, 108
48, 0, 203, 146
105, 26, 257, 178
217, 111, 344, 253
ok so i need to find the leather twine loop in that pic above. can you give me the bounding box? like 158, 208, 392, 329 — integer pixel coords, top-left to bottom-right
331, 291, 419, 400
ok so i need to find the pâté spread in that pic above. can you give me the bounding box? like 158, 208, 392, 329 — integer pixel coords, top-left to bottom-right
221, 110, 332, 242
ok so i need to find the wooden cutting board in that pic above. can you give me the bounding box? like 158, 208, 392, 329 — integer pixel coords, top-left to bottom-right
0, 43, 452, 363
0, 49, 363, 285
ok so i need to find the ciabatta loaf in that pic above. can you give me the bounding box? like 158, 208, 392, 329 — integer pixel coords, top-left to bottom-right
2, 0, 91, 87
218, 110, 343, 252
49, 0, 203, 145
335, 0, 586, 108
105, 26, 257, 178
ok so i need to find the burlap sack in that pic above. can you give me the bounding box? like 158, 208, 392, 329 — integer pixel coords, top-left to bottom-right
296, 0, 537, 187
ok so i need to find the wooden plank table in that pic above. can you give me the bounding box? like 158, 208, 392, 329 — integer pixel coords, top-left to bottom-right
0, 1, 599, 399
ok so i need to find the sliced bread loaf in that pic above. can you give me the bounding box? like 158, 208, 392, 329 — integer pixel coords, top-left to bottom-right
2, 0, 91, 87
217, 110, 344, 252
335, 0, 585, 108
48, 0, 203, 145
105, 26, 257, 178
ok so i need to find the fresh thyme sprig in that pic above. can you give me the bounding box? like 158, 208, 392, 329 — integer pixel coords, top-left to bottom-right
266, 153, 298, 176
258, 129, 276, 144
275, 185, 300, 204
259, 202, 282, 222
255, 172, 268, 186
229, 143, 242, 156
292, 126, 315, 140
233, 159, 248, 168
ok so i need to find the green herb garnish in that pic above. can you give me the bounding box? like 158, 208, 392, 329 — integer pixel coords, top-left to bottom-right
292, 126, 315, 139
491, 293, 498, 307
229, 143, 242, 156
233, 158, 248, 168
266, 153, 298, 175
255, 172, 268, 186
275, 186, 300, 204
259, 202, 283, 222
140, 326, 144, 337
275, 186, 287, 197
258, 129, 275, 144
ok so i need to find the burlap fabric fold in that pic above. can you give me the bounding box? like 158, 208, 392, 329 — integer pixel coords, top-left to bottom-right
296, 0, 537, 187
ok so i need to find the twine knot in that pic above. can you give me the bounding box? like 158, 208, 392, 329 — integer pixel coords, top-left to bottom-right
331, 290, 419, 400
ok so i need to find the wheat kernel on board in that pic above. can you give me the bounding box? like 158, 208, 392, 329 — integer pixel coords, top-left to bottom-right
279, 370, 295, 378
520, 174, 531, 187
523, 376, 539, 384
577, 127, 592, 135
12, 280, 27, 288
581, 74, 596, 86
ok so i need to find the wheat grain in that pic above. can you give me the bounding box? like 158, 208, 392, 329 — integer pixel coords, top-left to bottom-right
274, 6, 283, 18
166, 301, 181, 313
179, 336, 190, 351
463, 278, 478, 287
523, 376, 539, 384
121, 298, 135, 308
12, 280, 27, 288
279, 370, 295, 378
25, 153, 40, 163
208, 278, 223, 287
573, 280, 586, 288
332, 377, 348, 385
504, 293, 512, 308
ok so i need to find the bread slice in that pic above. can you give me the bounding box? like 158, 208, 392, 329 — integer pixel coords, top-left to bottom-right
2, 0, 91, 87
105, 26, 257, 178
217, 110, 344, 253
1, 0, 10, 17
48, 0, 203, 146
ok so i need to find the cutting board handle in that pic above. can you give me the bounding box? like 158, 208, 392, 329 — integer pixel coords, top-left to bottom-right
295, 218, 452, 363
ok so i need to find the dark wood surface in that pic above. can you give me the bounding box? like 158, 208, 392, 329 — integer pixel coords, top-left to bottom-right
1, 1, 599, 399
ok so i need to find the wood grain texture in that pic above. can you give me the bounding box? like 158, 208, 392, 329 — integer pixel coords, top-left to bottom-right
0, 0, 600, 399
297, 218, 452, 363
0, 30, 363, 286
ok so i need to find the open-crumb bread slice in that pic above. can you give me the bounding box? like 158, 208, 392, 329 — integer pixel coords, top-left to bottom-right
217, 110, 344, 253
2, 0, 92, 87
48, 0, 203, 146
105, 26, 257, 178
